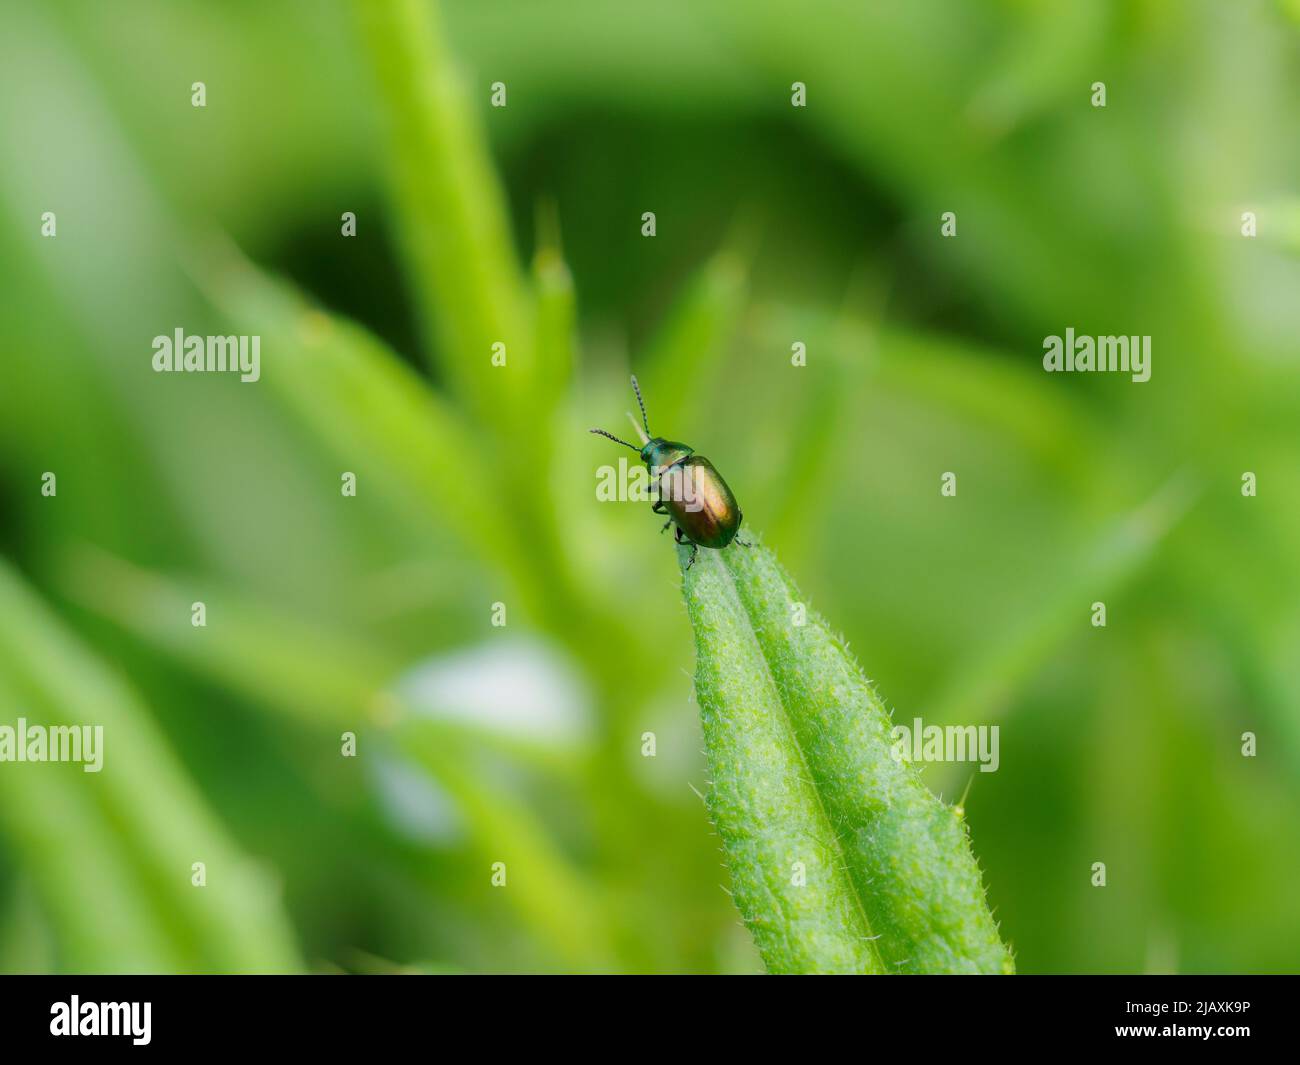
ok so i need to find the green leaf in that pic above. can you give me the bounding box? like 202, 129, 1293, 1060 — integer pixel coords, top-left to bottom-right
680, 539, 1013, 974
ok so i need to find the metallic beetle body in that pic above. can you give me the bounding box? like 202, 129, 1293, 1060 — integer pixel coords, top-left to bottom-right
590, 377, 746, 565
642, 439, 742, 550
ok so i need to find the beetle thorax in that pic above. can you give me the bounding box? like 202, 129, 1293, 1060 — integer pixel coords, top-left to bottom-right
641, 438, 694, 470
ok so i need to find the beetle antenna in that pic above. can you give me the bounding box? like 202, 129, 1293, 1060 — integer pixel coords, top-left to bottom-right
589, 427, 641, 452
630, 374, 651, 437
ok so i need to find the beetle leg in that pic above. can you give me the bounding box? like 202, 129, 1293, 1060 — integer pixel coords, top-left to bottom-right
674, 527, 700, 568
734, 536, 753, 548
661, 519, 673, 534
651, 500, 667, 515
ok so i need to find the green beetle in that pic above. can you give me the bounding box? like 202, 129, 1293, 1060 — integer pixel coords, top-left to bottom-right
591, 375, 747, 568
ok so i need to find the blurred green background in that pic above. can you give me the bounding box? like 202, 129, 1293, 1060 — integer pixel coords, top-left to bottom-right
1, 0, 1298, 974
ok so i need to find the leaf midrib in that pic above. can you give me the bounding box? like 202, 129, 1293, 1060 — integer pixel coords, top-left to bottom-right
708, 546, 886, 974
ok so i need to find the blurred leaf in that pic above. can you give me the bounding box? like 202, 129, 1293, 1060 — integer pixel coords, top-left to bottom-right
927, 472, 1200, 737
189, 237, 551, 618
964, 0, 1110, 140
638, 247, 749, 433
532, 200, 577, 409
60, 545, 397, 733
352, 0, 534, 431
60, 545, 610, 969
0, 561, 301, 973
395, 721, 613, 971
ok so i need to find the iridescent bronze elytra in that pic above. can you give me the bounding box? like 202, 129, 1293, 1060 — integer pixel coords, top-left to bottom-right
590, 376, 747, 568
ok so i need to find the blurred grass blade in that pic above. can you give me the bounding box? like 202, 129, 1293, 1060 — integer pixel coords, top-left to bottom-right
532, 201, 577, 411
192, 237, 632, 666
0, 700, 183, 972
766, 270, 884, 556
765, 318, 857, 557
60, 545, 398, 733
927, 473, 1200, 735
681, 540, 1012, 974
60, 546, 584, 779
352, 0, 533, 429
965, 0, 1108, 140
58, 547, 609, 968
191, 238, 556, 621
394, 721, 613, 971
638, 247, 749, 432
0, 561, 301, 973
875, 324, 1104, 489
